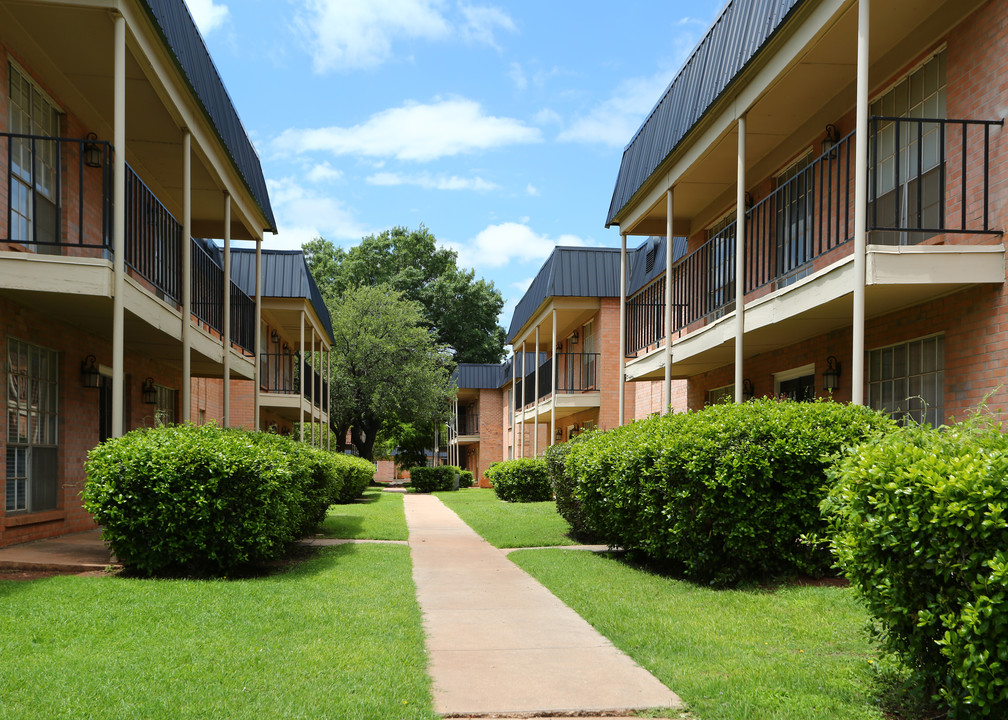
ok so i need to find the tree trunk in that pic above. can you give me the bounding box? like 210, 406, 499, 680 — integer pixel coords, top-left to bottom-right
351, 422, 378, 461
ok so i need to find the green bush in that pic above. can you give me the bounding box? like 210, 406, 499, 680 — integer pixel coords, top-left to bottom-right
487, 458, 551, 502
83, 424, 341, 576
824, 418, 1008, 717
564, 399, 894, 584
409, 465, 457, 492
545, 437, 599, 541
459, 470, 475, 488
332, 454, 377, 503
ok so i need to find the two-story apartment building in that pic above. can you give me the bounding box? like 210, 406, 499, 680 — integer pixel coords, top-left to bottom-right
0, 0, 276, 546
611, 0, 1005, 424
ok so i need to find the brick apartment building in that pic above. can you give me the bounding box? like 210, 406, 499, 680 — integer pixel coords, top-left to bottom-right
611, 0, 1007, 421
0, 0, 283, 547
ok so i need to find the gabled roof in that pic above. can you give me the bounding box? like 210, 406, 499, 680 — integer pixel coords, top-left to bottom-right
507, 246, 623, 343
139, 0, 277, 233
230, 248, 334, 343
627, 235, 689, 296
606, 0, 807, 227
453, 363, 506, 390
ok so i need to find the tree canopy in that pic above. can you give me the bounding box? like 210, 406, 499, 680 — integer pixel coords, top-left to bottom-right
304, 225, 506, 364
326, 283, 452, 461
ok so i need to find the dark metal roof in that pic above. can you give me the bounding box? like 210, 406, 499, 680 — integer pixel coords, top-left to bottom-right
606, 0, 807, 227
231, 248, 334, 343
139, 0, 277, 233
453, 363, 506, 389
627, 235, 689, 296
506, 246, 622, 343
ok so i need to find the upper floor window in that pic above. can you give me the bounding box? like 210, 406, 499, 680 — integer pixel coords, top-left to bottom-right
706, 213, 736, 319
869, 51, 946, 245
775, 151, 814, 287
8, 63, 61, 249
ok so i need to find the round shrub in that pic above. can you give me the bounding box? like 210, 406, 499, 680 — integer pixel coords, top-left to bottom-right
487, 458, 551, 502
459, 470, 475, 488
409, 466, 457, 492
545, 436, 599, 541
83, 424, 341, 576
332, 454, 377, 503
824, 419, 1008, 716
564, 399, 894, 584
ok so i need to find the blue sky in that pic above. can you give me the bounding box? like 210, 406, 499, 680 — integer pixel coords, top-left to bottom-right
187, 0, 723, 324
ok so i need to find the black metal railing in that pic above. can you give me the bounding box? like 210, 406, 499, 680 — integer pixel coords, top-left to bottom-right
125, 164, 182, 303
626, 275, 665, 357
456, 411, 480, 436
191, 238, 223, 333
230, 282, 255, 353
260, 351, 297, 393
2, 132, 112, 250
518, 352, 600, 408
869, 116, 1003, 239
301, 358, 329, 412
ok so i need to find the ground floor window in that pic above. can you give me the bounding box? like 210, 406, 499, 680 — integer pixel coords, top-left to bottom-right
155, 385, 177, 425
774, 364, 816, 401
6, 338, 58, 513
706, 384, 733, 405
868, 334, 944, 426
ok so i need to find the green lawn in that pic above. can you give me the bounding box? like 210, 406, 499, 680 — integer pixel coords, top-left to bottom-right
435, 487, 581, 548
511, 549, 881, 720
0, 544, 435, 720
320, 489, 409, 540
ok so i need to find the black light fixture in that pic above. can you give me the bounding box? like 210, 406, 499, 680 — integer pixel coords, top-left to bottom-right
282, 342, 290, 353
270, 328, 280, 344
80, 355, 100, 388
742, 378, 755, 401
142, 377, 158, 404
83, 132, 103, 169
570, 330, 579, 345
823, 355, 842, 393
744, 191, 754, 210
821, 124, 840, 157
555, 427, 563, 441
556, 343, 563, 353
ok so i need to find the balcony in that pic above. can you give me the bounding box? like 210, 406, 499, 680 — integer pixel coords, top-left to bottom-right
259, 352, 329, 414
453, 411, 480, 443
625, 117, 1005, 380
1, 132, 256, 361
515, 352, 601, 422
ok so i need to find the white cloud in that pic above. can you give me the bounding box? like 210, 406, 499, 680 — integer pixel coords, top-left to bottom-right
512, 276, 534, 293
295, 0, 516, 72
455, 221, 586, 271
525, 183, 539, 196
366, 172, 498, 191
534, 108, 562, 126
508, 62, 527, 90
305, 162, 343, 184
459, 4, 517, 48
273, 98, 541, 162
266, 176, 367, 249
186, 0, 230, 35
558, 69, 677, 147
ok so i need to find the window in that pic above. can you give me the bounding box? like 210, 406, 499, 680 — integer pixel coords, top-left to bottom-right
155, 385, 177, 425
775, 152, 814, 287
706, 214, 736, 318
9, 63, 60, 250
6, 339, 58, 513
706, 384, 733, 406
868, 335, 944, 426
774, 364, 815, 401
580, 321, 596, 390
869, 52, 946, 245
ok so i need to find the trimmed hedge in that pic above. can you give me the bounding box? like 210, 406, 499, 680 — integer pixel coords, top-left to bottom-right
332, 454, 378, 503
459, 470, 475, 488
824, 419, 1008, 716
487, 458, 551, 502
545, 436, 598, 541
83, 424, 345, 576
409, 465, 457, 492
564, 399, 894, 584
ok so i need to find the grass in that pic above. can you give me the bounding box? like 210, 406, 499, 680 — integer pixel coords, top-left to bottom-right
511, 549, 882, 720
435, 487, 581, 548
320, 489, 408, 540
0, 544, 436, 720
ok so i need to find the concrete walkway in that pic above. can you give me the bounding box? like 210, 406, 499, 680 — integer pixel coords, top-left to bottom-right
0, 530, 116, 571
404, 493, 681, 717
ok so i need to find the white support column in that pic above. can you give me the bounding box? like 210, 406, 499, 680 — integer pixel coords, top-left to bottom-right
533, 325, 540, 457
311, 327, 317, 447
181, 130, 192, 422
326, 349, 331, 451
664, 188, 674, 413
254, 237, 262, 429
511, 349, 517, 459
734, 114, 746, 404
520, 342, 526, 458
852, 0, 870, 406
550, 309, 557, 445
111, 13, 125, 438
619, 233, 627, 426
222, 194, 231, 428
299, 309, 305, 443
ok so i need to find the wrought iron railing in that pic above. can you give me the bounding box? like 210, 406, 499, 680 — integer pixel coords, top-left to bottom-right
125, 164, 182, 303
518, 352, 600, 408
259, 353, 328, 412
301, 358, 329, 413
456, 411, 480, 436
230, 282, 255, 354
1, 132, 112, 250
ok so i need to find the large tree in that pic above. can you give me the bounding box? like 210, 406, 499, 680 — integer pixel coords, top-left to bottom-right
304, 225, 506, 363
327, 283, 453, 461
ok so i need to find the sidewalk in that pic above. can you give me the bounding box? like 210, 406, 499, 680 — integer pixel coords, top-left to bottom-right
0, 530, 115, 572
404, 493, 681, 717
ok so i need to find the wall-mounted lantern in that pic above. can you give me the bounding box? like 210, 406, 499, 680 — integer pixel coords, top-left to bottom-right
570, 330, 579, 345
83, 133, 103, 169
742, 378, 755, 401
823, 355, 842, 393
80, 355, 100, 388
821, 124, 840, 157
142, 377, 158, 404
271, 328, 280, 344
